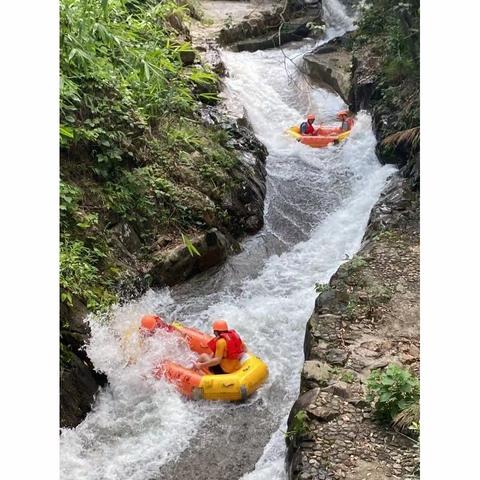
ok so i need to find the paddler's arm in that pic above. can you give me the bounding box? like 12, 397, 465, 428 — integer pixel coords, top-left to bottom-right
194, 355, 222, 368
194, 338, 226, 368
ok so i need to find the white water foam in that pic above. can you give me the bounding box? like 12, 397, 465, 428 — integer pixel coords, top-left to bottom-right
60, 2, 395, 479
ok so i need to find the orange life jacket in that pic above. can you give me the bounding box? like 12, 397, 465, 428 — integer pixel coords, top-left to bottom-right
207, 330, 246, 360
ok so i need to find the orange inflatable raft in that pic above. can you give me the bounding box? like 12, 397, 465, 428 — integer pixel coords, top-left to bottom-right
154, 322, 269, 401
286, 121, 354, 148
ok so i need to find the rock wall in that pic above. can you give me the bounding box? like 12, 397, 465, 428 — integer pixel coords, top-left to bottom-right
218, 2, 325, 51
302, 34, 353, 103
285, 175, 420, 479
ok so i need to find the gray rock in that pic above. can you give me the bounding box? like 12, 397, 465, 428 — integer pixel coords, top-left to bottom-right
302, 360, 332, 386
60, 351, 104, 428
179, 49, 196, 66
148, 229, 236, 286
302, 35, 353, 102
326, 348, 349, 366
110, 221, 142, 254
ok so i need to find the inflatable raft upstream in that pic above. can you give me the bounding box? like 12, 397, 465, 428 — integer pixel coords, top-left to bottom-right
286, 120, 354, 148
154, 323, 269, 401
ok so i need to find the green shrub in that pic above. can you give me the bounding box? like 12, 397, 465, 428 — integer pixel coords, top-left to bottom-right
59, 0, 241, 321
314, 282, 330, 294
285, 410, 310, 440
367, 364, 419, 423
60, 237, 117, 310
347, 255, 367, 273
353, 1, 420, 138
60, 0, 211, 171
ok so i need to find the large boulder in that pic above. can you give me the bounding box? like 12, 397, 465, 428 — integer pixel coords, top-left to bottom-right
60, 351, 103, 428
302, 35, 353, 102
350, 44, 382, 112
148, 229, 237, 286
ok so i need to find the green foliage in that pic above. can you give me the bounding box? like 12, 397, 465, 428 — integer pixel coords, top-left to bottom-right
345, 255, 367, 275
354, 0, 420, 135
181, 233, 201, 257
60, 0, 212, 170
355, 0, 419, 64
345, 298, 359, 318
285, 410, 310, 440
60, 180, 81, 225
314, 282, 330, 294
60, 237, 117, 310
59, 0, 242, 326
367, 364, 420, 423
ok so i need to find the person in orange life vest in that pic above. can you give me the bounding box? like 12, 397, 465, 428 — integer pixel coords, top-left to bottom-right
300, 114, 317, 135
338, 110, 354, 132
194, 320, 246, 374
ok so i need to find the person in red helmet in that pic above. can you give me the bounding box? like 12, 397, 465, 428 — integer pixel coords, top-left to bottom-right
337, 110, 354, 132
139, 314, 175, 336
300, 114, 317, 135
194, 320, 246, 374
121, 314, 173, 365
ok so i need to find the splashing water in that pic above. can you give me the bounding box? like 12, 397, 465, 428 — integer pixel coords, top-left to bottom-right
60, 2, 395, 479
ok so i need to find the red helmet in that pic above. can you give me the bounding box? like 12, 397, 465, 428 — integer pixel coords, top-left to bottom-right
140, 314, 169, 332
337, 110, 349, 119
212, 319, 228, 332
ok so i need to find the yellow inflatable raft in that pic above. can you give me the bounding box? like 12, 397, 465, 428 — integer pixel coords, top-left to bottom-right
154, 322, 269, 401
286, 124, 352, 148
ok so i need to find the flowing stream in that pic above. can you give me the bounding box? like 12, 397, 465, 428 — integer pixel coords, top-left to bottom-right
60, 1, 396, 479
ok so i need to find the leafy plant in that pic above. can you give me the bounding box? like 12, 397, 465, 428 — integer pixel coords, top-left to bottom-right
353, 0, 420, 153
314, 282, 330, 294
60, 237, 117, 310
347, 255, 367, 273
59, 0, 243, 322
367, 364, 420, 423
285, 410, 310, 440
181, 233, 201, 257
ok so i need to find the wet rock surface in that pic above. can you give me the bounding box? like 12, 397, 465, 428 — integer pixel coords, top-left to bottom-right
287, 173, 420, 479
148, 228, 237, 286
302, 34, 353, 102
218, 2, 324, 51
60, 351, 106, 429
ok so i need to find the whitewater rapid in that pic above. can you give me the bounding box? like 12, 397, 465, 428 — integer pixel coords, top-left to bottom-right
60, 1, 396, 479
